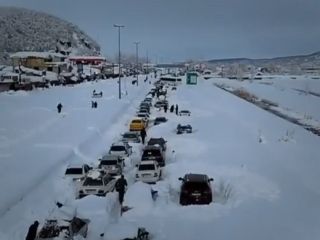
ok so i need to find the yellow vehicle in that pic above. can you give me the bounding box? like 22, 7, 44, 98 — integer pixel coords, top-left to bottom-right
129, 118, 147, 131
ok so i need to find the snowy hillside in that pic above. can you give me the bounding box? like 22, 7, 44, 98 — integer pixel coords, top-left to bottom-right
0, 7, 100, 64
0, 76, 319, 239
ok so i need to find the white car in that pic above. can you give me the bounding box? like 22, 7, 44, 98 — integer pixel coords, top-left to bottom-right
78, 170, 118, 198
135, 160, 162, 183
179, 110, 191, 116
98, 154, 124, 176
108, 141, 132, 158
136, 112, 150, 120
65, 163, 91, 181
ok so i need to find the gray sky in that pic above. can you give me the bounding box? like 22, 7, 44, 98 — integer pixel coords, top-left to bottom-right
0, 0, 319, 62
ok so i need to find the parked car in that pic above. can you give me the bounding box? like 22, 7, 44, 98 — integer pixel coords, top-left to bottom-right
154, 100, 168, 108
121, 131, 141, 143
176, 124, 192, 134
179, 110, 191, 116
130, 118, 147, 131
140, 102, 151, 109
141, 100, 152, 107
78, 170, 118, 198
65, 163, 92, 181
141, 145, 165, 167
172, 86, 177, 90
137, 109, 150, 116
98, 154, 124, 175
136, 113, 150, 121
139, 106, 150, 114
178, 173, 213, 205
147, 137, 167, 151
135, 160, 162, 183
108, 141, 132, 157
154, 117, 168, 125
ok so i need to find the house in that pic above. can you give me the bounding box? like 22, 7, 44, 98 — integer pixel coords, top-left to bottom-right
10, 51, 66, 73
68, 56, 106, 66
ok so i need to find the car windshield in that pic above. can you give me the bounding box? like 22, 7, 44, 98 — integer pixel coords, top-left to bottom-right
142, 149, 161, 157
65, 168, 82, 175
139, 164, 155, 170
183, 182, 209, 191
100, 160, 117, 165
110, 146, 125, 151
83, 178, 103, 186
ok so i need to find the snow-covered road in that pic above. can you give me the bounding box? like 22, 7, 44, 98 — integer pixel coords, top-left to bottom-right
1, 76, 320, 240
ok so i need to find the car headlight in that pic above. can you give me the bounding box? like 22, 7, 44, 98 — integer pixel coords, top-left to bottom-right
79, 190, 84, 193
154, 173, 158, 177
98, 190, 104, 193
136, 174, 139, 178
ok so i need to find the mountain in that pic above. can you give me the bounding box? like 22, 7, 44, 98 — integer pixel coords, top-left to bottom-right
0, 7, 101, 64
207, 51, 320, 68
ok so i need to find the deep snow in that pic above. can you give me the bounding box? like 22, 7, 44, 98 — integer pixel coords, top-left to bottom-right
0, 75, 319, 240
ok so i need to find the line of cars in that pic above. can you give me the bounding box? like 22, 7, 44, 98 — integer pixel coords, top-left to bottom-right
128, 94, 168, 184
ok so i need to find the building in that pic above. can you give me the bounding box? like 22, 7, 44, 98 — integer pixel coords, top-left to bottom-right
10, 51, 67, 74
68, 56, 106, 66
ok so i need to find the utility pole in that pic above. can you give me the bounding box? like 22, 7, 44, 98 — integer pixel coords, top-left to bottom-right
134, 41, 140, 86
114, 24, 124, 99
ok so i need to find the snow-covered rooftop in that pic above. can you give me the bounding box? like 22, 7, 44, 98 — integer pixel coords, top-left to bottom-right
10, 51, 65, 59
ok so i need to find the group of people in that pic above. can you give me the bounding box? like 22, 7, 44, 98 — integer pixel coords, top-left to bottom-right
162, 104, 179, 114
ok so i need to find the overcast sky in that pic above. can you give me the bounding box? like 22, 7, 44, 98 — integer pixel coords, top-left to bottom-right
0, 0, 319, 62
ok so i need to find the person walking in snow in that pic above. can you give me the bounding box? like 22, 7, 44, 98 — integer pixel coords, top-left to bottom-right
57, 103, 63, 113
140, 127, 147, 144
175, 104, 179, 115
25, 221, 39, 240
115, 175, 127, 206
91, 101, 95, 108
170, 105, 174, 113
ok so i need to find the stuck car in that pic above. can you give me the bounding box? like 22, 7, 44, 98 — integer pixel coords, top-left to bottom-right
135, 160, 162, 183
108, 141, 132, 158
154, 117, 168, 125
147, 137, 167, 152
130, 118, 147, 131
78, 170, 118, 198
141, 145, 165, 167
176, 124, 192, 134
179, 173, 213, 205
65, 163, 91, 181
121, 131, 141, 143
98, 154, 124, 176
179, 110, 191, 116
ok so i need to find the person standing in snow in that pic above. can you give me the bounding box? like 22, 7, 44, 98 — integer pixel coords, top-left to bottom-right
115, 175, 127, 206
140, 127, 147, 144
175, 104, 179, 115
25, 221, 39, 240
164, 104, 168, 113
170, 105, 174, 113
57, 103, 63, 113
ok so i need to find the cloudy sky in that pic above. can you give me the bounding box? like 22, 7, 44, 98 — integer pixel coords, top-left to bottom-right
0, 0, 319, 62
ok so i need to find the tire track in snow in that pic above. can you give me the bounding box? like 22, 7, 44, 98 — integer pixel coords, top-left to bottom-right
0, 82, 149, 218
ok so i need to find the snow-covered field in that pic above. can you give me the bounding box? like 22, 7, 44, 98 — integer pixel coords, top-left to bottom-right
0, 75, 320, 240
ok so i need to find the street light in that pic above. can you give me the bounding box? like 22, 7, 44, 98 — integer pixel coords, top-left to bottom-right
134, 41, 140, 86
114, 24, 124, 99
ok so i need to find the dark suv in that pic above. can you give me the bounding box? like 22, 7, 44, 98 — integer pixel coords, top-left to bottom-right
141, 145, 165, 167
147, 137, 167, 152
179, 173, 213, 205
